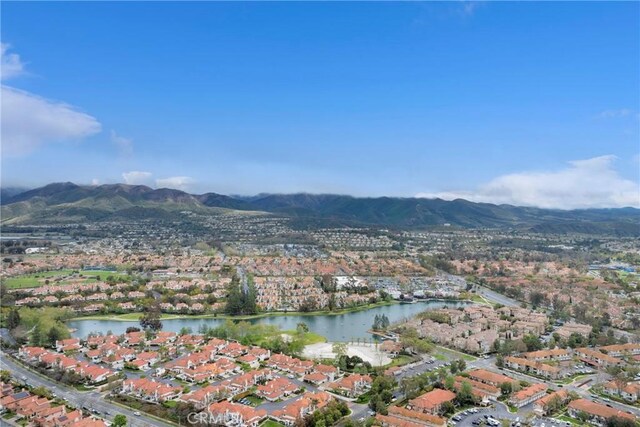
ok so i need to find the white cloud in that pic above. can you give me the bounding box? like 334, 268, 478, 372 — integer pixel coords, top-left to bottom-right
1, 86, 102, 157
459, 1, 483, 16
416, 155, 640, 209
1, 45, 101, 157
1, 44, 25, 80
598, 109, 635, 119
122, 171, 153, 186
110, 130, 133, 157
91, 178, 100, 186
155, 176, 195, 191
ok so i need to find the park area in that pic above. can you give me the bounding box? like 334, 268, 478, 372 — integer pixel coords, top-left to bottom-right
2, 268, 129, 289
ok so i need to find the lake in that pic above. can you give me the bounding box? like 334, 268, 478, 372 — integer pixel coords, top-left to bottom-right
67, 300, 468, 342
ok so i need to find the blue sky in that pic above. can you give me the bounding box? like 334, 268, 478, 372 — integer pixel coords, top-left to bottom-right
1, 1, 639, 208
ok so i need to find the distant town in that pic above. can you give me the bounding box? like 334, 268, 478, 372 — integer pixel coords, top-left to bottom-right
1, 219, 638, 427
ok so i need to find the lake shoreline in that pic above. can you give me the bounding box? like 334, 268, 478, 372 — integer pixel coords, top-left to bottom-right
66, 299, 471, 341
67, 298, 470, 323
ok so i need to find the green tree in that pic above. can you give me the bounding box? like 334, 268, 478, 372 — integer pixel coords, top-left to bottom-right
224, 276, 244, 315
333, 342, 348, 357
522, 334, 543, 351
288, 338, 305, 356
399, 327, 433, 354
47, 325, 66, 348
450, 359, 466, 374
244, 275, 258, 314
112, 414, 127, 427
605, 416, 637, 427
529, 291, 546, 308
297, 322, 310, 334
224, 275, 258, 315
30, 323, 44, 346
444, 375, 455, 390
500, 382, 513, 395
456, 380, 475, 405
440, 401, 455, 416
328, 293, 337, 311
576, 411, 589, 423
7, 309, 20, 329
140, 302, 163, 331
32, 386, 52, 399
372, 314, 391, 331
546, 394, 564, 414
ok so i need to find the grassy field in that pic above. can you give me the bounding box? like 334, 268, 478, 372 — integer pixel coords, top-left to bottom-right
385, 354, 418, 368
433, 345, 477, 362
3, 269, 129, 289
282, 330, 327, 345
260, 421, 285, 427
556, 414, 580, 425
243, 395, 265, 406
557, 374, 587, 385
468, 294, 490, 305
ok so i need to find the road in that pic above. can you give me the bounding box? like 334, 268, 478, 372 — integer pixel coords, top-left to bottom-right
0, 352, 174, 427
473, 285, 519, 307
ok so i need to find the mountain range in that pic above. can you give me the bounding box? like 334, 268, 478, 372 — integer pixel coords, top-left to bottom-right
1, 182, 639, 235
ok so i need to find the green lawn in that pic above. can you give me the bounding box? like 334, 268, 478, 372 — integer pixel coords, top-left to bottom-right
459, 292, 491, 305
556, 414, 580, 425
74, 384, 92, 391
385, 354, 418, 368
355, 391, 373, 404
3, 269, 129, 289
557, 374, 587, 385
163, 400, 178, 409
244, 395, 265, 406
433, 345, 477, 361
282, 330, 327, 345
260, 421, 285, 427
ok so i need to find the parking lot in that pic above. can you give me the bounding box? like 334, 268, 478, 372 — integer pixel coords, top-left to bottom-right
452, 404, 518, 427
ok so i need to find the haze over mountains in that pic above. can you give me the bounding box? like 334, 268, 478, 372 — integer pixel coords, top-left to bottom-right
1, 182, 639, 236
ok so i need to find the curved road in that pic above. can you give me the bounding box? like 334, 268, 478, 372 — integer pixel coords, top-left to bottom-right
473, 285, 520, 307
